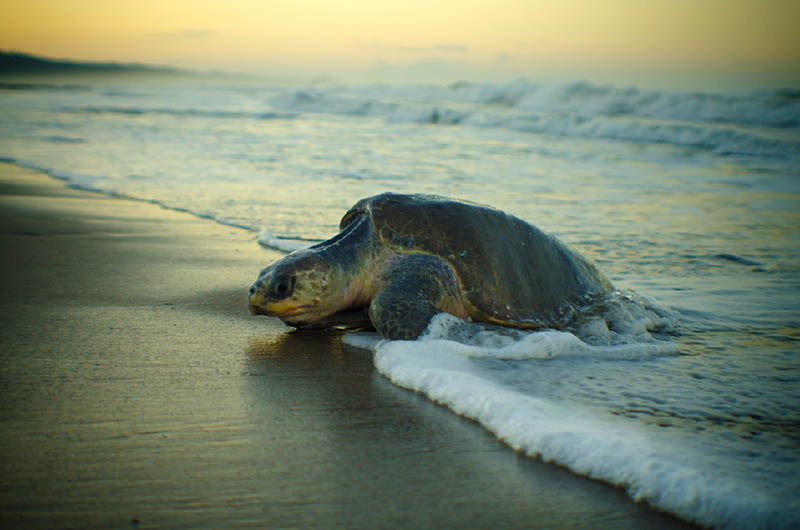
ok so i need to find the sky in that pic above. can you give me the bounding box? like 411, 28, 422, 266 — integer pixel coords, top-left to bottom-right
2, 0, 799, 90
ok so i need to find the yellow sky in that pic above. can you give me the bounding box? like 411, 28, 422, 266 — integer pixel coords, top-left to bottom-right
2, 0, 799, 88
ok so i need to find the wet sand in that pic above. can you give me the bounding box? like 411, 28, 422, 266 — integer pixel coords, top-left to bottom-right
0, 163, 694, 528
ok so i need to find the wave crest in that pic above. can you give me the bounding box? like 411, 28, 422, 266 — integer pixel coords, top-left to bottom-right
268, 81, 800, 159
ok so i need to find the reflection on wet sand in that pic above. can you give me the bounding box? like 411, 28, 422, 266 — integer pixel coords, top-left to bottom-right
241, 328, 691, 529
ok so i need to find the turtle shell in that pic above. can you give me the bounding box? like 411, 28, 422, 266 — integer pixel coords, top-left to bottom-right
340, 193, 612, 327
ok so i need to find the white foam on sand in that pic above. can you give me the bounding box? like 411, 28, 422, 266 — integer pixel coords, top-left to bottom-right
257, 229, 309, 253
342, 315, 798, 529
420, 313, 680, 360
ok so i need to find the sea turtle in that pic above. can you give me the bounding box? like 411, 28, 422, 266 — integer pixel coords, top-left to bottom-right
249, 193, 613, 340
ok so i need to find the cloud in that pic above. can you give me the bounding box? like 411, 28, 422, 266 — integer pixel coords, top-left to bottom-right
149, 29, 219, 39
358, 42, 468, 54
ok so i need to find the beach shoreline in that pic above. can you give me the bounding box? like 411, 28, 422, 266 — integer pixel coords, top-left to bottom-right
0, 162, 694, 528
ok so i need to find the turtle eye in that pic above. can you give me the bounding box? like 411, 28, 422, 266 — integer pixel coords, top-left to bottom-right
269, 275, 295, 299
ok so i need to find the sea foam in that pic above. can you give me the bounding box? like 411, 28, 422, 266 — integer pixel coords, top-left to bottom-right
343, 310, 799, 529
257, 229, 309, 253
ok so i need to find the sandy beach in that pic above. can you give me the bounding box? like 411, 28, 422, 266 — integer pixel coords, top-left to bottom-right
0, 163, 694, 528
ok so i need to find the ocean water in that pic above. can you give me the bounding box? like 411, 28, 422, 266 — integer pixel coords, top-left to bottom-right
1, 76, 799, 528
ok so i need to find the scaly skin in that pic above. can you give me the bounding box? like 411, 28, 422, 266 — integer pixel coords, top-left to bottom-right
368, 253, 468, 339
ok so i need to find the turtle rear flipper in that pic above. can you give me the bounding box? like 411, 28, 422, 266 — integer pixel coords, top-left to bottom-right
369, 254, 465, 340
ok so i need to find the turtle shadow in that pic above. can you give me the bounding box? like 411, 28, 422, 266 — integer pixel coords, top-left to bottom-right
287, 307, 375, 333
245, 308, 373, 361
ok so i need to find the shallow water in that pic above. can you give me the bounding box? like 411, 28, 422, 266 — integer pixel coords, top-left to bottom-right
1, 76, 799, 528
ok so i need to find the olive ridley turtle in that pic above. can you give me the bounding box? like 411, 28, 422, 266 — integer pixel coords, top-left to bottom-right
249, 193, 613, 340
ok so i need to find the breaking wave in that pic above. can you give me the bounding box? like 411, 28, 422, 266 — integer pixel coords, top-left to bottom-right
268, 81, 800, 159
54, 80, 799, 159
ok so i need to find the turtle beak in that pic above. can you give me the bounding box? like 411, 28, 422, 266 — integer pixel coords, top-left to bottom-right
249, 293, 301, 317
249, 280, 308, 318
249, 279, 272, 315
249, 291, 269, 315
249, 269, 299, 315
249, 249, 331, 323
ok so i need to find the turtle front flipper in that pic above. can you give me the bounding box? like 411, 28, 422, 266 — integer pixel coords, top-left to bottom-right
369, 254, 466, 340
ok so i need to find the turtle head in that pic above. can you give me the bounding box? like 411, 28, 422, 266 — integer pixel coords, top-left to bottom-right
250, 213, 380, 326
249, 248, 350, 325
